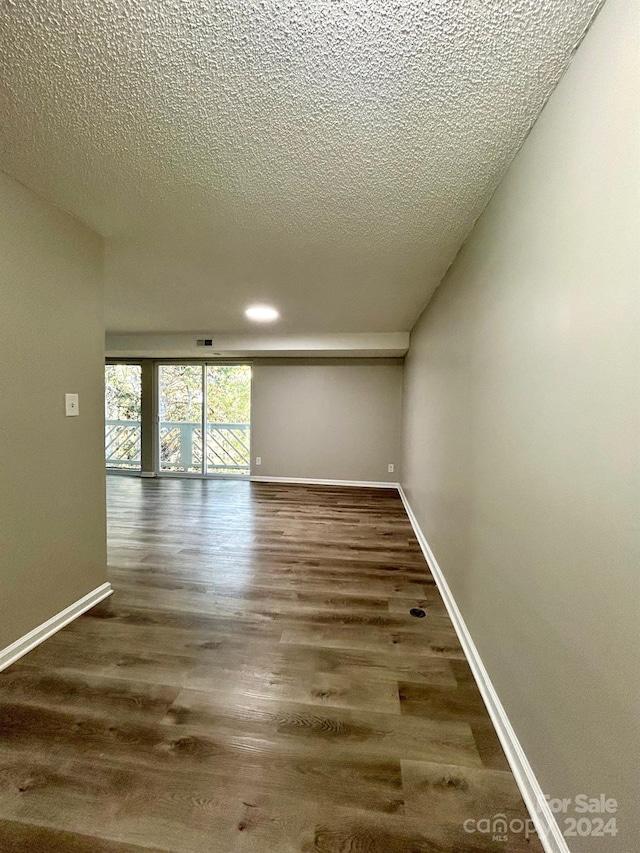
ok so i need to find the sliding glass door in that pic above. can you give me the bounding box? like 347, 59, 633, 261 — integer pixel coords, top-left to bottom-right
206, 365, 251, 475
105, 363, 142, 470
158, 365, 204, 473
158, 364, 251, 476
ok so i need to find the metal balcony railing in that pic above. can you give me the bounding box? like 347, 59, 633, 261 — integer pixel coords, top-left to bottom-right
105, 420, 250, 475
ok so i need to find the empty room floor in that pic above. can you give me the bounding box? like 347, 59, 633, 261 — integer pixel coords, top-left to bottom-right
0, 478, 541, 852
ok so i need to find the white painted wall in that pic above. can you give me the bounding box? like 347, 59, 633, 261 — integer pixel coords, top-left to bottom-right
401, 1, 639, 849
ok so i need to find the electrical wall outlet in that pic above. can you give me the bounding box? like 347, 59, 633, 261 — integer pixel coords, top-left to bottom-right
65, 393, 79, 416
388, 463, 394, 473
255, 456, 262, 466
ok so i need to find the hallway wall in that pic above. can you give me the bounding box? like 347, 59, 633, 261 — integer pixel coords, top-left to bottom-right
401, 0, 639, 849
0, 172, 107, 649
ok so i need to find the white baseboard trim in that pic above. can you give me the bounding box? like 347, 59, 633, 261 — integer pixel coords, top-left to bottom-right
397, 485, 568, 853
140, 471, 157, 478
0, 582, 113, 673
250, 476, 400, 489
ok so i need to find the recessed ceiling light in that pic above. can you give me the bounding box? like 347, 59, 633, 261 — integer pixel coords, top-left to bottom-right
245, 305, 279, 322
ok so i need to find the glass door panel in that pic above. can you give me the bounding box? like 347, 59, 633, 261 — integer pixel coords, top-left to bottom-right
159, 365, 204, 473
205, 365, 251, 476
105, 364, 142, 470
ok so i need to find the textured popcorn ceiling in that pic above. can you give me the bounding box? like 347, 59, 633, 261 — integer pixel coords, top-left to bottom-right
0, 0, 601, 334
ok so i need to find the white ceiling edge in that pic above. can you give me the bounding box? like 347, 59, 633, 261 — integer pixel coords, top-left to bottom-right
105, 332, 409, 359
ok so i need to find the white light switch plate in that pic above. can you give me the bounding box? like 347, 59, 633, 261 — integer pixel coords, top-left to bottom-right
255, 457, 262, 466
65, 393, 79, 416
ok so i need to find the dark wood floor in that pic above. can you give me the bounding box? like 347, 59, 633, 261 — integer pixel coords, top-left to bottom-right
0, 478, 541, 852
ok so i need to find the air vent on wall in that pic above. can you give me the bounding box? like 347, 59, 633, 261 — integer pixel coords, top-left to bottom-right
196, 339, 214, 347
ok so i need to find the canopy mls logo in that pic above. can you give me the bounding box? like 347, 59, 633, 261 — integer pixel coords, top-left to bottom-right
462, 814, 537, 843
463, 794, 619, 842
